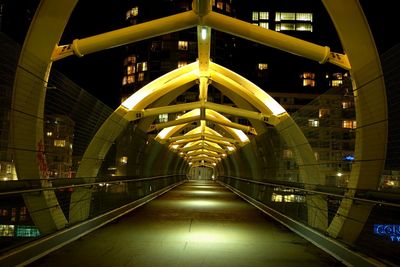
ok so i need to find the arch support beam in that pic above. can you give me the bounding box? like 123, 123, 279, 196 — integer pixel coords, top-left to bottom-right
52, 11, 198, 60
203, 11, 349, 69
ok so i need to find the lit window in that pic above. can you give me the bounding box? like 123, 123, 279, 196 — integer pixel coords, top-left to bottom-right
178, 41, 188, 50
296, 23, 312, 32
226, 3, 231, 13
271, 193, 283, 202
303, 79, 315, 87
216, 1, 223, 9
120, 156, 128, 164
127, 65, 135, 74
332, 73, 343, 79
178, 61, 187, 68
308, 119, 319, 127
137, 62, 147, 72
283, 149, 293, 158
259, 22, 269, 29
319, 108, 330, 118
332, 80, 343, 87
314, 152, 319, 160
342, 120, 357, 129
302, 72, 315, 87
252, 12, 259, 21
342, 101, 352, 109
302, 72, 315, 79
127, 75, 135, 84
280, 23, 296, 31
138, 72, 144, 81
259, 12, 268, 20
125, 55, 136, 65
159, 114, 168, 123
0, 225, 14, 237
296, 13, 313, 22
46, 131, 52, 137
126, 7, 139, 20
54, 140, 66, 147
258, 63, 268, 70
276, 12, 296, 21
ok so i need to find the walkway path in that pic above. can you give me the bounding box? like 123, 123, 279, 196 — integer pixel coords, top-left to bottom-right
29, 180, 343, 267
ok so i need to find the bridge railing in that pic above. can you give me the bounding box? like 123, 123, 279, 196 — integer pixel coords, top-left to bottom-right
218, 175, 400, 266
0, 174, 186, 265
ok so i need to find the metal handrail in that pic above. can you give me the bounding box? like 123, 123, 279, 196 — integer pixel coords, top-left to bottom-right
219, 175, 400, 208
0, 174, 186, 196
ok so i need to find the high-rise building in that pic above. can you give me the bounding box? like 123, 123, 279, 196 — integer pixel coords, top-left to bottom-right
44, 115, 75, 178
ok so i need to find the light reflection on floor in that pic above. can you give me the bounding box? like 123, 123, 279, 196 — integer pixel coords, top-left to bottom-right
29, 180, 344, 267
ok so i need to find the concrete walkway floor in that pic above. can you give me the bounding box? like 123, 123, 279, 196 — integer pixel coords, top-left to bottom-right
28, 180, 344, 267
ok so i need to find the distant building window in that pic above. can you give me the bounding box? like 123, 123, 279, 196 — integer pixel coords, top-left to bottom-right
252, 12, 259, 21
259, 22, 269, 29
126, 7, 139, 20
258, 63, 268, 70
296, 13, 313, 22
276, 12, 296, 21
319, 108, 330, 118
216, 1, 223, 10
302, 72, 315, 87
283, 149, 293, 158
332, 73, 343, 79
308, 119, 319, 127
296, 23, 313, 32
303, 79, 315, 87
259, 12, 269, 20
178, 61, 187, 68
342, 101, 352, 109
120, 156, 128, 164
127, 65, 135, 75
178, 41, 188, 50
226, 3, 231, 13
342, 120, 357, 129
126, 75, 135, 84
125, 56, 136, 65
138, 72, 145, 81
54, 140, 66, 147
159, 114, 168, 123
137, 62, 147, 72
302, 72, 315, 79
0, 225, 14, 237
332, 80, 343, 87
276, 23, 296, 31
271, 193, 283, 202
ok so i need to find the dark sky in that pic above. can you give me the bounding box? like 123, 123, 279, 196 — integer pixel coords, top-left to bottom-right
2, 1, 398, 109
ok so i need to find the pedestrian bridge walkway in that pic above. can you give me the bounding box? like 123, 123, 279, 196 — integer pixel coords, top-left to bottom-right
27, 180, 343, 267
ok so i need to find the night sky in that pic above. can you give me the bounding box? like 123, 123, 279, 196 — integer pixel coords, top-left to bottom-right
2, 0, 399, 109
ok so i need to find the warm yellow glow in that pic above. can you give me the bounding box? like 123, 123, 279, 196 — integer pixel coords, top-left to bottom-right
156, 109, 200, 141
170, 144, 179, 150
227, 146, 235, 152
121, 62, 197, 110
209, 62, 286, 115
201, 27, 207, 40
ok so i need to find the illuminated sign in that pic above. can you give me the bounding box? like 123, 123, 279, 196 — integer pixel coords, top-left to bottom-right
374, 224, 400, 242
342, 155, 354, 161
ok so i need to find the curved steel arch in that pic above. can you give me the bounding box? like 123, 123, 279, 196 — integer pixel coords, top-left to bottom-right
11, 0, 386, 242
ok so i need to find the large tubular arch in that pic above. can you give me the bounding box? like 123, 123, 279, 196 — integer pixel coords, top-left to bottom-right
323, 1, 387, 244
